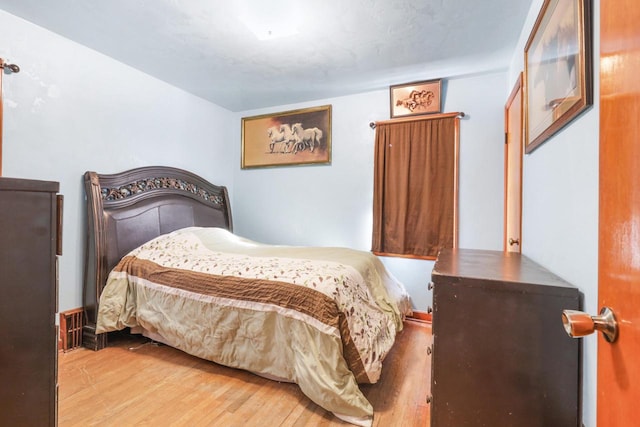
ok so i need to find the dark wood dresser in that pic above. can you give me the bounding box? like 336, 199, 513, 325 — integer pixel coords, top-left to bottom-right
0, 177, 62, 426
430, 248, 581, 427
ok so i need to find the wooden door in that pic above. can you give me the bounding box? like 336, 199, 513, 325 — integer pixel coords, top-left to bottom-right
598, 0, 640, 424
503, 74, 523, 253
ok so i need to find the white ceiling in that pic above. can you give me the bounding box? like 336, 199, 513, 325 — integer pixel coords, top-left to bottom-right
0, 0, 533, 112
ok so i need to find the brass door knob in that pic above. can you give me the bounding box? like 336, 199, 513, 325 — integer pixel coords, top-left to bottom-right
508, 237, 520, 246
562, 306, 618, 343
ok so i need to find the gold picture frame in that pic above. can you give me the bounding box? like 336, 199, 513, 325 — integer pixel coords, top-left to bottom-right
241, 105, 332, 169
524, 0, 593, 153
390, 79, 442, 118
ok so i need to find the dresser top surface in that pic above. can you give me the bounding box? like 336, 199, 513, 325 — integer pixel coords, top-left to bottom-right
433, 248, 577, 291
0, 177, 59, 192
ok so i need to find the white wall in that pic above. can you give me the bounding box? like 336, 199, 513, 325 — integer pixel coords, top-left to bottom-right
2, 6, 507, 321
1, 10, 235, 312
508, 1, 600, 426
231, 71, 507, 312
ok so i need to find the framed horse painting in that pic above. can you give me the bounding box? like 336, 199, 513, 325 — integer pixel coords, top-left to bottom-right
241, 105, 332, 169
390, 79, 442, 118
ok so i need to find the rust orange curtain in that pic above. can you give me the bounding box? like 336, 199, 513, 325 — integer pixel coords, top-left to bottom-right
372, 117, 457, 259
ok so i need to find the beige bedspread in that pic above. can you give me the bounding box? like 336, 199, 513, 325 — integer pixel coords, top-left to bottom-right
96, 227, 412, 425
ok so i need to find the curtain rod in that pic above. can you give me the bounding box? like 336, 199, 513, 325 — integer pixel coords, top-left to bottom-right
369, 111, 465, 129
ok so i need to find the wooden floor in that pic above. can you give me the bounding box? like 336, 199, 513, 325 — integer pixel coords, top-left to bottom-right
58, 320, 432, 426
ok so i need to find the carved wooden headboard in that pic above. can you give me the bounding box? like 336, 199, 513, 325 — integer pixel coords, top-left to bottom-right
82, 166, 233, 350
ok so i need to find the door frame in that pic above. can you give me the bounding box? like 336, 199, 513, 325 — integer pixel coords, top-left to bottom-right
503, 72, 523, 252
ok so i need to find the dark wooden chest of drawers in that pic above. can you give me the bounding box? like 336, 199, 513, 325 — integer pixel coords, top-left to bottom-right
0, 177, 62, 426
430, 248, 581, 427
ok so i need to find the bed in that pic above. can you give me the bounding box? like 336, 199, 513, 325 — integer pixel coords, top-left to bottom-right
82, 166, 412, 426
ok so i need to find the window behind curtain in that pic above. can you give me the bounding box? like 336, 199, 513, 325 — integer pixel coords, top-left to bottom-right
372, 116, 459, 259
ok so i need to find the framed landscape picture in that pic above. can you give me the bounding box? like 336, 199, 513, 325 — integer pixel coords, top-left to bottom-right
241, 105, 332, 169
524, 0, 593, 153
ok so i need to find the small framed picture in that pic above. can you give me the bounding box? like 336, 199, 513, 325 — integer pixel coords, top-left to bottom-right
390, 79, 442, 118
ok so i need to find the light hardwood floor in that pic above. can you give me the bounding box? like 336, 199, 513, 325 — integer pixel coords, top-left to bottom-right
58, 320, 432, 426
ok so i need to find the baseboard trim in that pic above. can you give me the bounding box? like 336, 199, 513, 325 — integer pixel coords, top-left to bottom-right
408, 310, 432, 323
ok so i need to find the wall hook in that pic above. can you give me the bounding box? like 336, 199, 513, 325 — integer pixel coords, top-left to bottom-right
1, 60, 20, 74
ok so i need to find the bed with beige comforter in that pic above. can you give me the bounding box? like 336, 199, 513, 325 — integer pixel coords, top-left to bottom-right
96, 227, 412, 426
